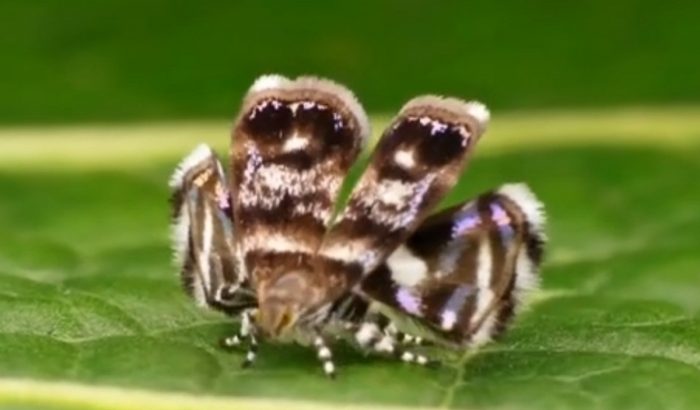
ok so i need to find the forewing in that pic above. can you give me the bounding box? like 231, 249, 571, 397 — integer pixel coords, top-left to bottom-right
318, 96, 490, 295
359, 183, 546, 346
169, 144, 254, 315
229, 75, 369, 296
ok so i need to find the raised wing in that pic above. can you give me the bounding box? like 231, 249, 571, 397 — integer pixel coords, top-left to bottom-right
317, 96, 490, 301
169, 144, 255, 315
229, 75, 369, 314
359, 183, 546, 346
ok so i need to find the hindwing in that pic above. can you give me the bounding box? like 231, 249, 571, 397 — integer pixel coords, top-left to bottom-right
359, 183, 546, 346
169, 144, 255, 315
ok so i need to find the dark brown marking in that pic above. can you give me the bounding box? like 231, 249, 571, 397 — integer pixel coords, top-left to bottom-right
243, 99, 294, 142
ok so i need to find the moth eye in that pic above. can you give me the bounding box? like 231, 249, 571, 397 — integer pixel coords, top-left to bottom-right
245, 99, 293, 141
416, 124, 468, 166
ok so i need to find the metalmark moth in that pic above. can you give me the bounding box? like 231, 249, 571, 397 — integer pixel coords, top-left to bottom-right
169, 74, 546, 377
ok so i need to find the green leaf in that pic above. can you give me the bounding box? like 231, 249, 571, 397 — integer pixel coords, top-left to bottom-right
0, 112, 699, 410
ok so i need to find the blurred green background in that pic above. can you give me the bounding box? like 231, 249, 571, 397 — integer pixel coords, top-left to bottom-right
1, 0, 699, 124
1, 2, 700, 410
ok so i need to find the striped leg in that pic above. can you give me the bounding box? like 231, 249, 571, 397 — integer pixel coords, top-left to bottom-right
239, 310, 259, 368
241, 333, 258, 368
220, 309, 254, 348
313, 336, 336, 379
218, 310, 260, 368
384, 322, 425, 347
397, 332, 425, 347
354, 317, 438, 368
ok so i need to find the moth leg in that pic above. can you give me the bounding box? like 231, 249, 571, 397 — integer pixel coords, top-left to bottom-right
379, 333, 438, 368
355, 316, 439, 368
219, 308, 254, 348
396, 332, 425, 347
354, 314, 402, 354
353, 310, 388, 350
384, 322, 424, 347
241, 333, 259, 368
313, 335, 336, 379
218, 309, 260, 368
239, 310, 259, 368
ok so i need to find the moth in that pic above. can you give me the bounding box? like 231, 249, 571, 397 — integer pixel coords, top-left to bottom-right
169, 74, 546, 378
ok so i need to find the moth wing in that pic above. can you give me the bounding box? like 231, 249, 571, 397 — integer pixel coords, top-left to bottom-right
317, 96, 490, 300
229, 75, 369, 296
359, 183, 546, 346
169, 144, 254, 314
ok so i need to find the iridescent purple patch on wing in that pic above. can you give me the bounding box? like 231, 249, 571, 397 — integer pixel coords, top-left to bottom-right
490, 203, 514, 244
437, 238, 468, 275
396, 287, 423, 316
215, 184, 231, 211
452, 203, 480, 238
440, 285, 473, 330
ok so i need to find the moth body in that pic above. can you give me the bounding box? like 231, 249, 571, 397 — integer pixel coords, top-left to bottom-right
169, 74, 547, 377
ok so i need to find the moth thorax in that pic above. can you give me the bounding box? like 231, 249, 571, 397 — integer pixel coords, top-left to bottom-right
258, 271, 322, 339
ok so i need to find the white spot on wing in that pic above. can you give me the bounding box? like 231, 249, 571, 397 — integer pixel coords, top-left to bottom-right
387, 245, 428, 287
441, 311, 457, 330
283, 132, 309, 152
238, 149, 342, 224
470, 241, 493, 326
393, 149, 415, 169
347, 172, 437, 231
376, 179, 415, 207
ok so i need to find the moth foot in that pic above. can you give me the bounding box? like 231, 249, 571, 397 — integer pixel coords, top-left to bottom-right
219, 335, 242, 349
314, 336, 337, 379
395, 349, 438, 367
241, 349, 257, 368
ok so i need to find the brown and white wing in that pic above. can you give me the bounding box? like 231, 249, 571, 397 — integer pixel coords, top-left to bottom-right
229, 75, 369, 297
317, 96, 490, 301
359, 183, 547, 346
169, 144, 255, 315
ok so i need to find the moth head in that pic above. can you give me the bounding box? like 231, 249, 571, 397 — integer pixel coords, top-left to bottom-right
257, 271, 323, 339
